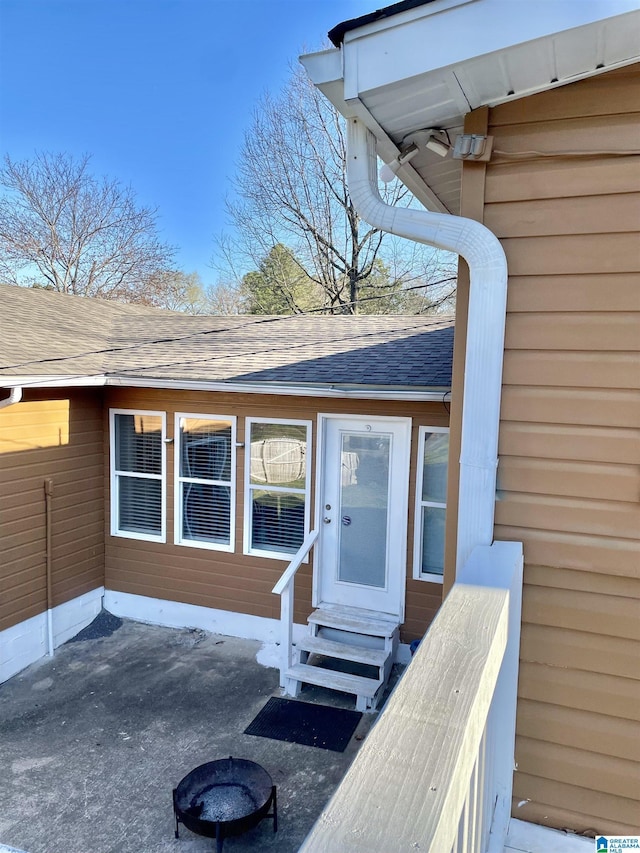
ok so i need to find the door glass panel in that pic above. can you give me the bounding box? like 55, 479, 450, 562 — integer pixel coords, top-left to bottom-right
338, 432, 390, 588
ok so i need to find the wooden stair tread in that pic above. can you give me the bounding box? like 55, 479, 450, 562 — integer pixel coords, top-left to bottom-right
286, 663, 382, 698
309, 606, 399, 638
297, 635, 388, 667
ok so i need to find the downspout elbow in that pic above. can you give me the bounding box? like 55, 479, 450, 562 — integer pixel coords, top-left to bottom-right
346, 118, 508, 570
0, 386, 23, 409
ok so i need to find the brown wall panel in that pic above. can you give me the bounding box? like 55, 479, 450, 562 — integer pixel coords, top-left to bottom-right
104, 387, 450, 639
518, 662, 640, 723
506, 273, 640, 314
498, 422, 640, 465
512, 772, 640, 833
0, 389, 105, 631
517, 699, 640, 762
458, 63, 640, 833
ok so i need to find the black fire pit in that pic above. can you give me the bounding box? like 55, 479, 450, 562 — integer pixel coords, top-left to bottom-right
173, 756, 277, 852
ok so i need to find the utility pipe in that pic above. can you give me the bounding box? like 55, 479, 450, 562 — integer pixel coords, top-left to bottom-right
0, 386, 22, 409
44, 478, 55, 657
347, 118, 508, 570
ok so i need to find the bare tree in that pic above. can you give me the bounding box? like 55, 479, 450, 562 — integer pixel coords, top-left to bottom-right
217, 64, 456, 314
0, 152, 175, 303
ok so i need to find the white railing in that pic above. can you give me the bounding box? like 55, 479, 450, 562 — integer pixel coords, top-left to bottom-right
272, 528, 318, 686
300, 540, 523, 853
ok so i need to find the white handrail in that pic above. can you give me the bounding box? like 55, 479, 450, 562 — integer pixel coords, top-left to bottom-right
272, 529, 318, 596
300, 541, 523, 853
272, 528, 319, 687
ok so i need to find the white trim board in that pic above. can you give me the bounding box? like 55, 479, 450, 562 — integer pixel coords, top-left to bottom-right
103, 590, 414, 667
0, 587, 104, 684
1, 589, 414, 686
505, 818, 593, 852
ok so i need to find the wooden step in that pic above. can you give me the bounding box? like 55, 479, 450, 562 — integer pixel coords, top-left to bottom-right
285, 663, 382, 699
296, 635, 388, 668
309, 606, 398, 638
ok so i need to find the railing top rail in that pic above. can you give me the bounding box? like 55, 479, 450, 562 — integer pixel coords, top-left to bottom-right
300, 567, 513, 852
272, 528, 319, 595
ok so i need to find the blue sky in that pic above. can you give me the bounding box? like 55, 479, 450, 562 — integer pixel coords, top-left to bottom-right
0, 0, 375, 284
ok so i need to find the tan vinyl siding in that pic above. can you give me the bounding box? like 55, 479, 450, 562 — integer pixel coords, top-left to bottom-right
0, 389, 105, 632
460, 64, 640, 835
104, 388, 447, 642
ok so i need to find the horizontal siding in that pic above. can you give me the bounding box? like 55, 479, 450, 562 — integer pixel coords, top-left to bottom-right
512, 772, 640, 834
495, 525, 639, 578
519, 662, 639, 723
0, 389, 105, 631
517, 700, 640, 763
499, 422, 639, 465
471, 65, 640, 833
506, 273, 640, 313
485, 192, 640, 238
104, 388, 449, 639
503, 351, 639, 390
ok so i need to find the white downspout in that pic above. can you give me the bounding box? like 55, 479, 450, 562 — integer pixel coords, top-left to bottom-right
0, 386, 23, 409
347, 118, 508, 571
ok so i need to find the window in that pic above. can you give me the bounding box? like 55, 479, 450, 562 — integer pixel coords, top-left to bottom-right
244, 418, 312, 559
175, 414, 236, 551
413, 426, 449, 582
110, 409, 166, 542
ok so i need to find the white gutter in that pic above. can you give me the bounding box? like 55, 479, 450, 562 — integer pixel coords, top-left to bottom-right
107, 376, 449, 403
347, 117, 507, 570
0, 386, 22, 409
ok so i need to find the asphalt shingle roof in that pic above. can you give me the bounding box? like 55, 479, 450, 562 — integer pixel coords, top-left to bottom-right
0, 284, 454, 389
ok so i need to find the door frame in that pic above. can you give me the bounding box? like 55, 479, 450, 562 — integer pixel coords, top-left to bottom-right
313, 413, 412, 620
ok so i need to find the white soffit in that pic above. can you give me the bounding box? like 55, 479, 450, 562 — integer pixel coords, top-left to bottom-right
302, 0, 640, 214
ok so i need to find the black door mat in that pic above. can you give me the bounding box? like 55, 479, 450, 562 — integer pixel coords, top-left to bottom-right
244, 697, 362, 752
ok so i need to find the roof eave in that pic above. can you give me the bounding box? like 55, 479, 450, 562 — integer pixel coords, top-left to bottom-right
303, 0, 640, 213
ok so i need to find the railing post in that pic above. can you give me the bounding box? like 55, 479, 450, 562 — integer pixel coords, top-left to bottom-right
279, 577, 294, 688
272, 529, 318, 690
458, 541, 524, 852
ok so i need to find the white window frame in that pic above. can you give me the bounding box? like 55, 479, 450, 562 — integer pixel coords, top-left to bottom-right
110, 408, 166, 543
243, 417, 312, 560
413, 425, 449, 583
174, 413, 236, 552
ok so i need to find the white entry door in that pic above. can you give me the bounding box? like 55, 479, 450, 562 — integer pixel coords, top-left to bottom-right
317, 416, 411, 619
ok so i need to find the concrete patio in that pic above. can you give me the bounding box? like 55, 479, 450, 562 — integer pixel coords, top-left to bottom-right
0, 613, 381, 853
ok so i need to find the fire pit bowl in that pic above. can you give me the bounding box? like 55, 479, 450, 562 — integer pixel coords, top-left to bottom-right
173, 756, 277, 852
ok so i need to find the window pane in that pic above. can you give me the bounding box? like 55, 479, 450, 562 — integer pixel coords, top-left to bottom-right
180, 419, 231, 481
338, 433, 390, 588
251, 490, 305, 554
115, 414, 162, 474
182, 483, 230, 545
421, 505, 446, 575
422, 432, 449, 503
118, 477, 162, 535
249, 423, 307, 488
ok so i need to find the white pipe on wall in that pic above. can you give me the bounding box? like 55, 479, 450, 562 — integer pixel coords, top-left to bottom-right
346, 118, 508, 570
0, 386, 23, 409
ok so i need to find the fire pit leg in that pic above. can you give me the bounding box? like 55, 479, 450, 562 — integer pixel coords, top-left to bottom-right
272, 785, 278, 833
215, 821, 223, 853
172, 788, 181, 839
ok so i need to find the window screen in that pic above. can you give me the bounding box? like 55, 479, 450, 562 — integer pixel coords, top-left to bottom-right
245, 420, 311, 557
176, 416, 234, 550
111, 411, 164, 540
414, 428, 449, 580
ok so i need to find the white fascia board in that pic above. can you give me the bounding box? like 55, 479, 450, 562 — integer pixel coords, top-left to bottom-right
341, 0, 640, 100
0, 374, 107, 389
106, 375, 449, 402
0, 371, 450, 402
300, 49, 450, 213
